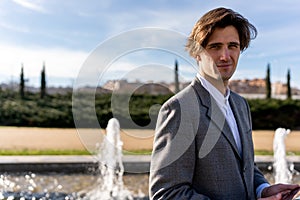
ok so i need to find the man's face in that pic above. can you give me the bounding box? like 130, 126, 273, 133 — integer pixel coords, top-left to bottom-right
202, 25, 241, 82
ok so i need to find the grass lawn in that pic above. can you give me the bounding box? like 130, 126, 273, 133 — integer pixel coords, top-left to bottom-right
0, 149, 300, 156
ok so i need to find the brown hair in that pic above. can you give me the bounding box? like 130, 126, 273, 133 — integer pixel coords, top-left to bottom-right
186, 7, 257, 57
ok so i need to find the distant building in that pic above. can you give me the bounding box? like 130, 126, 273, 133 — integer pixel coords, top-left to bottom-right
168, 82, 190, 93
2, 77, 300, 97
273, 81, 287, 95
229, 78, 265, 94
102, 78, 300, 96
102, 79, 173, 95
229, 78, 300, 96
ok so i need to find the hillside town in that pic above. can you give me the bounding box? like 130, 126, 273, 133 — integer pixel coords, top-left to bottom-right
102, 78, 300, 98
1, 77, 300, 99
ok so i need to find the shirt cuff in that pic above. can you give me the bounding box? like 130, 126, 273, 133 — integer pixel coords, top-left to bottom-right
256, 183, 271, 198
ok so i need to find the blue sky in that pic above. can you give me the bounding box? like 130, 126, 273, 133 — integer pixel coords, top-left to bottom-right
1, 0, 300, 88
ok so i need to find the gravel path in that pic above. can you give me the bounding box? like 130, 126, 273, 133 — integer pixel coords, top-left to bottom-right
0, 126, 299, 152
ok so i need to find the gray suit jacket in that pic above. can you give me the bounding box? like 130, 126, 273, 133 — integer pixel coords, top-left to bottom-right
149, 78, 268, 200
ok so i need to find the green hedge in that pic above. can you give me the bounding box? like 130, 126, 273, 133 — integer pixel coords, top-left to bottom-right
0, 90, 299, 130
0, 91, 172, 128
0, 91, 74, 127
248, 99, 300, 130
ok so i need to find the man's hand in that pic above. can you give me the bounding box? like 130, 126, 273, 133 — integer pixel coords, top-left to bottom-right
281, 187, 300, 200
259, 193, 281, 200
261, 184, 300, 200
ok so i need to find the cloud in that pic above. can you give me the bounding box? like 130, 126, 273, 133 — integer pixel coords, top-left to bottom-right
1, 0, 300, 88
12, 0, 47, 13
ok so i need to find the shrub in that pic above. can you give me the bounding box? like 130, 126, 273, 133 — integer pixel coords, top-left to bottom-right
1, 89, 299, 130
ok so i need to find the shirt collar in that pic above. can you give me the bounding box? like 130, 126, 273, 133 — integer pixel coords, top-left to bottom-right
196, 73, 230, 108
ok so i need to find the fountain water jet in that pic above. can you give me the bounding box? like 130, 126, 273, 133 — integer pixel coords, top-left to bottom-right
273, 128, 293, 184
85, 118, 134, 200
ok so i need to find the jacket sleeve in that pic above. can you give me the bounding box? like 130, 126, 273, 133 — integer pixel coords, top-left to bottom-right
149, 98, 210, 200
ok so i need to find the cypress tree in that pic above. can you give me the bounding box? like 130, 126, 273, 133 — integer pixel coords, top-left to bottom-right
174, 59, 179, 93
20, 64, 25, 99
40, 62, 46, 99
265, 63, 271, 99
287, 68, 291, 99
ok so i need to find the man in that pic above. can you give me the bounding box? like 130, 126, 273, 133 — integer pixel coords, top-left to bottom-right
149, 7, 299, 200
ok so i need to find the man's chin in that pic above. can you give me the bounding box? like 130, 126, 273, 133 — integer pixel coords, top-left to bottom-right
221, 75, 233, 83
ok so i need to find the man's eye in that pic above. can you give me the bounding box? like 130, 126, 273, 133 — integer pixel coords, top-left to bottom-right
209, 45, 220, 49
229, 44, 240, 49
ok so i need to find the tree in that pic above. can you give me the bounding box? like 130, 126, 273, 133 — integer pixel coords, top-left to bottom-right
265, 63, 271, 99
174, 59, 179, 93
40, 62, 46, 99
287, 68, 291, 99
20, 64, 25, 99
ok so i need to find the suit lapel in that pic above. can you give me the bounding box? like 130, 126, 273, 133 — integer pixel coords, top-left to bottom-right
229, 95, 247, 135
192, 78, 241, 160
229, 95, 251, 163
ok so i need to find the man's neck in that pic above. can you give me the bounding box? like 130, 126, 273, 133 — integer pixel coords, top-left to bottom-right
223, 80, 229, 88
200, 72, 227, 96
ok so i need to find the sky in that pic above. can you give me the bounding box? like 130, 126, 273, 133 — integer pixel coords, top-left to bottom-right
0, 0, 300, 88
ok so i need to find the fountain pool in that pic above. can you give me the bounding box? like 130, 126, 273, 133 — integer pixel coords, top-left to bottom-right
0, 171, 299, 199
0, 172, 149, 199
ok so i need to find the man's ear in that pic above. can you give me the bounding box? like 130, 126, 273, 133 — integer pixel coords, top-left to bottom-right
196, 55, 201, 62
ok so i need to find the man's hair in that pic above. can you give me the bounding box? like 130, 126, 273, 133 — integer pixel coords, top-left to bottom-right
186, 7, 257, 57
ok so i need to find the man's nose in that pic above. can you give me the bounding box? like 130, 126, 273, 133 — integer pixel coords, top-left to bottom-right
220, 48, 230, 61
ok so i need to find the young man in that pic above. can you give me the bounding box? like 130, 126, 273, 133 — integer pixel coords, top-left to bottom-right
149, 7, 299, 200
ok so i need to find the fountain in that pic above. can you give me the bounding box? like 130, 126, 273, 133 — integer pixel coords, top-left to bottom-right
85, 118, 134, 200
273, 128, 293, 184
2, 125, 300, 199
272, 128, 300, 199
0, 118, 148, 200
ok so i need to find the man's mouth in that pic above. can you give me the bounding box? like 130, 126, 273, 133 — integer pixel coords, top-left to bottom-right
217, 64, 232, 68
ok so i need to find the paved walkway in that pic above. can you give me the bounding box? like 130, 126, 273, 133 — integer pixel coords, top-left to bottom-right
0, 155, 299, 173
0, 155, 151, 173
